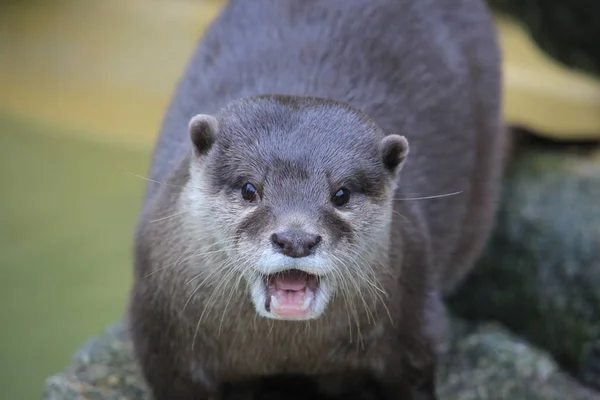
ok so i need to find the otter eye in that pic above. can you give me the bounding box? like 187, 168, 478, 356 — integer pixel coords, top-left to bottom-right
332, 188, 350, 207
241, 183, 260, 203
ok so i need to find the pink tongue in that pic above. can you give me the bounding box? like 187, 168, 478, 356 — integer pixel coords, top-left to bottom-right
269, 272, 314, 319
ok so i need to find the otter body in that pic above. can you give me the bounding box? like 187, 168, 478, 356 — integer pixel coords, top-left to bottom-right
129, 0, 505, 399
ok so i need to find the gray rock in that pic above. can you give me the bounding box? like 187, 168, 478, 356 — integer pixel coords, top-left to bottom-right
42, 319, 600, 399
42, 321, 148, 400
448, 136, 600, 389
438, 320, 600, 400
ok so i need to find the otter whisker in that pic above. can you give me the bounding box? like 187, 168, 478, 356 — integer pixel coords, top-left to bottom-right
192, 258, 245, 350
345, 252, 391, 326
391, 209, 415, 230
127, 172, 204, 191
141, 262, 182, 279
183, 249, 248, 316
184, 256, 233, 287
345, 249, 394, 325
341, 248, 381, 289
347, 257, 387, 297
183, 264, 230, 315
177, 234, 240, 260
149, 211, 186, 223
180, 247, 237, 275
345, 248, 389, 295
142, 247, 193, 279
342, 254, 375, 325
147, 237, 239, 281
217, 261, 251, 336
344, 255, 376, 327
330, 253, 364, 348
191, 250, 247, 290
394, 191, 463, 201
267, 316, 275, 338
304, 317, 312, 337
327, 256, 354, 343
146, 233, 240, 277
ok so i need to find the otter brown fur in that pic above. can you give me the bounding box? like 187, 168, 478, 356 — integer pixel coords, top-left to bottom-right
128, 0, 505, 399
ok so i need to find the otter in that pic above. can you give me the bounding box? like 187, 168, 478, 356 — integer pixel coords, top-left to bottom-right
128, 0, 505, 399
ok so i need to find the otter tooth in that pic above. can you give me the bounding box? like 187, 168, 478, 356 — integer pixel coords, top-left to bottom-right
300, 295, 312, 311
270, 295, 280, 311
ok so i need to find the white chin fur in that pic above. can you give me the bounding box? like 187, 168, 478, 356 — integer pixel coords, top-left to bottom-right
249, 275, 332, 321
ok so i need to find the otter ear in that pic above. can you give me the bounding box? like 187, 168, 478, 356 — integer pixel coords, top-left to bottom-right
381, 134, 409, 176
188, 114, 218, 156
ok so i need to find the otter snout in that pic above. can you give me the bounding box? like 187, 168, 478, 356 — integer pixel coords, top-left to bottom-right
271, 230, 322, 258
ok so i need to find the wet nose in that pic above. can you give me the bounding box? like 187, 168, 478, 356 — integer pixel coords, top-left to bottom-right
271, 230, 322, 258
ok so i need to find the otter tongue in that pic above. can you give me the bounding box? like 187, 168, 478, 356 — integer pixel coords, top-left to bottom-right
270, 271, 314, 319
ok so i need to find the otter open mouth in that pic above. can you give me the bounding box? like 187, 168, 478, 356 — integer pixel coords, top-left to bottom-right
264, 270, 319, 319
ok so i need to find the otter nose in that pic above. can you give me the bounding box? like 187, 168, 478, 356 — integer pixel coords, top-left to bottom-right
271, 230, 322, 258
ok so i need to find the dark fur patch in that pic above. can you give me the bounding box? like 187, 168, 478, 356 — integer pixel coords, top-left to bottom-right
271, 156, 311, 181
236, 206, 275, 240
326, 168, 387, 205
351, 169, 386, 200
207, 142, 246, 195
320, 209, 354, 244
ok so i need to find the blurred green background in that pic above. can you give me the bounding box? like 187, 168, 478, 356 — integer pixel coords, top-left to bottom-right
0, 113, 146, 398
0, 0, 598, 399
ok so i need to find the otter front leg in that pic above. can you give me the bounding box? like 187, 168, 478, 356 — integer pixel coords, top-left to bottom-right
376, 362, 438, 400
130, 324, 217, 400
131, 322, 218, 400
371, 339, 438, 400
129, 291, 217, 400
143, 372, 214, 400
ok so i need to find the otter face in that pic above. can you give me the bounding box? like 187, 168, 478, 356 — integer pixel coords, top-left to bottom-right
185, 96, 408, 321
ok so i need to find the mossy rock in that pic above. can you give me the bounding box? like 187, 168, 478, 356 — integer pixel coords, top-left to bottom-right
42, 319, 600, 400
449, 135, 600, 389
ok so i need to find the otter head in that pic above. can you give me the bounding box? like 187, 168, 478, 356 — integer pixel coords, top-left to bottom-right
184, 95, 408, 321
